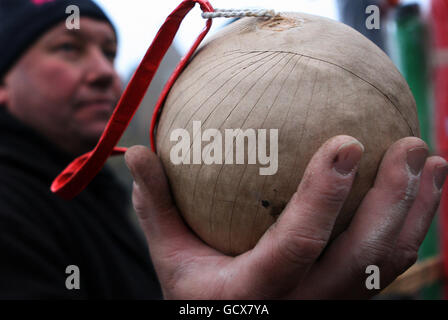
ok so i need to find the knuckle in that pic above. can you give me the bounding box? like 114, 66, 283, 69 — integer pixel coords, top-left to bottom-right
396, 183, 419, 205
386, 171, 420, 204
393, 191, 418, 216
299, 167, 352, 206
352, 239, 395, 271
392, 243, 419, 274
315, 181, 351, 207
276, 229, 327, 266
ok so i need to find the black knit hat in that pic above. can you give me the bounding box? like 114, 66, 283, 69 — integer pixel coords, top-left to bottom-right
0, 0, 116, 78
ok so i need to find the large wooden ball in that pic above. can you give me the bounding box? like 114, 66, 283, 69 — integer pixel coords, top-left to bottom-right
155, 13, 419, 255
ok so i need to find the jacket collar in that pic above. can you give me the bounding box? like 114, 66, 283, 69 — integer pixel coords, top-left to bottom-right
0, 106, 119, 192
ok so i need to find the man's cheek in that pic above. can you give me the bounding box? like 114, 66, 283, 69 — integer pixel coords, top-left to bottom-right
36, 62, 80, 100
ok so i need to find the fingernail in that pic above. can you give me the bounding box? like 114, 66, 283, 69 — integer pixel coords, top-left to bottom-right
334, 140, 364, 175
407, 147, 428, 176
434, 164, 448, 191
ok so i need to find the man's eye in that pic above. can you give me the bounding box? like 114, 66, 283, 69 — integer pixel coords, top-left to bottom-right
103, 49, 117, 60
57, 43, 80, 52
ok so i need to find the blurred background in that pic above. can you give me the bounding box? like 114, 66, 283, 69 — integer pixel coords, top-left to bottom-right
93, 0, 448, 299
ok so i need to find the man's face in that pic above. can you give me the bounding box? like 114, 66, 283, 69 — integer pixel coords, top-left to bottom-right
0, 17, 122, 156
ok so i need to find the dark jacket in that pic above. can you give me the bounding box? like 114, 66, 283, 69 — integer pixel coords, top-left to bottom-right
0, 106, 162, 299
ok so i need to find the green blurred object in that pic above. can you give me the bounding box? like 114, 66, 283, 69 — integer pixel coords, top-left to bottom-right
395, 4, 432, 146
394, 3, 441, 299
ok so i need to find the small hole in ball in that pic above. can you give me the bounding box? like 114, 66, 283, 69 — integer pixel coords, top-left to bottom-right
261, 200, 270, 208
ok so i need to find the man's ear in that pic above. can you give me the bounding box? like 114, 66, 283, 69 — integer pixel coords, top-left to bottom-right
0, 78, 8, 106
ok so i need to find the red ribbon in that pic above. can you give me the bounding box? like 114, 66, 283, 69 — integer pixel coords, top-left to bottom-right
431, 0, 448, 300
51, 0, 214, 199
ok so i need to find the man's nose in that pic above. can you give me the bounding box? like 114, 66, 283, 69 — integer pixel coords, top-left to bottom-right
84, 47, 117, 90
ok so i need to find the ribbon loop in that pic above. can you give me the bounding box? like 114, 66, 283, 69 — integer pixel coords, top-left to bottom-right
51, 0, 214, 199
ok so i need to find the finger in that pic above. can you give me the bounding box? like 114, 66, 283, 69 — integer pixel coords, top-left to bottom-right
231, 135, 364, 298
386, 156, 448, 278
295, 137, 429, 299
124, 146, 219, 269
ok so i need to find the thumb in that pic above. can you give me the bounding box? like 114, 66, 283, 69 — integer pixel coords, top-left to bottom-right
125, 145, 174, 219
124, 146, 213, 267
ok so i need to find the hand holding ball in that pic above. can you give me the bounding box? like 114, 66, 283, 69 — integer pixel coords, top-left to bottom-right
154, 13, 419, 255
